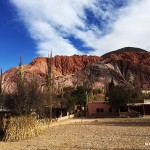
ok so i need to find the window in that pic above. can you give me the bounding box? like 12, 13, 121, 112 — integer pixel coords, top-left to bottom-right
96, 108, 104, 113
101, 108, 104, 112
109, 108, 112, 113
96, 108, 100, 113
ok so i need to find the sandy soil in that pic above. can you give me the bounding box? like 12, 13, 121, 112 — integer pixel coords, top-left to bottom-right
0, 117, 150, 150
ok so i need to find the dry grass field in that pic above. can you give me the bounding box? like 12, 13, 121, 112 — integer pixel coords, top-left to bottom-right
0, 117, 150, 150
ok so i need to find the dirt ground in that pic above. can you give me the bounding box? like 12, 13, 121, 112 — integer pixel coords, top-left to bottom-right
0, 117, 150, 150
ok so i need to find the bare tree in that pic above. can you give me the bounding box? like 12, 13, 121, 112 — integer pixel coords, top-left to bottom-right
58, 76, 67, 117
16, 57, 24, 114
15, 57, 28, 115
25, 75, 43, 114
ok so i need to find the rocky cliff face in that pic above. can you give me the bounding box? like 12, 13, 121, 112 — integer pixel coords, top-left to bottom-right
53, 55, 102, 75
103, 47, 148, 62
81, 58, 150, 90
2, 55, 102, 93
82, 48, 150, 89
114, 59, 150, 89
26, 55, 102, 76
2, 47, 150, 93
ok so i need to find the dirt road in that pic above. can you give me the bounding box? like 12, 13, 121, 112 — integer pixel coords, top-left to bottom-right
0, 117, 150, 150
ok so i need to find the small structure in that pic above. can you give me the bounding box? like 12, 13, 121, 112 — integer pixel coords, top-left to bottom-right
87, 88, 118, 117
88, 101, 118, 118
37, 98, 69, 119
128, 99, 150, 116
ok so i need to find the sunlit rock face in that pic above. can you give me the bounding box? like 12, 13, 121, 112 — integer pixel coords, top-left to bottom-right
2, 55, 102, 93
101, 47, 150, 89
2, 47, 150, 93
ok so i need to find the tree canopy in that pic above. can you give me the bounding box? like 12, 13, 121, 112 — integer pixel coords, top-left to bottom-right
107, 85, 131, 111
72, 86, 87, 107
107, 85, 144, 113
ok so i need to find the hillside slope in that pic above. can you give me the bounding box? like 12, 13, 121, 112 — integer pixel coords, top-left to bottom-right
2, 47, 150, 93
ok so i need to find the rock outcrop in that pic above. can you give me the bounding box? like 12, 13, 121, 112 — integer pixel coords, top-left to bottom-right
2, 55, 102, 93
2, 47, 150, 93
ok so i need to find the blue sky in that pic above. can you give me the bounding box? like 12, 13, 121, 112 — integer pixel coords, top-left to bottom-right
0, 0, 36, 71
0, 0, 150, 71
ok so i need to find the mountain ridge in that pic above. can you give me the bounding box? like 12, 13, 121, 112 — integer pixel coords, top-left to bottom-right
2, 47, 150, 93
102, 47, 148, 58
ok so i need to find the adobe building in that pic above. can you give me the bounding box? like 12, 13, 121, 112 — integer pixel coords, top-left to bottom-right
87, 85, 118, 117
88, 101, 118, 118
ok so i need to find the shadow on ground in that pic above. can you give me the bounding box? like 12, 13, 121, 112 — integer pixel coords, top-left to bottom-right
78, 118, 150, 127
98, 121, 150, 127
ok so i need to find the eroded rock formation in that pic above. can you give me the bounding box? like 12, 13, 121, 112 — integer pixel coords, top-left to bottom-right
2, 47, 150, 93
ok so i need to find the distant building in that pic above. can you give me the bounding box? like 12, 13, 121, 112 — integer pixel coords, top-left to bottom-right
142, 89, 150, 94
128, 99, 150, 116
87, 86, 118, 117
128, 89, 150, 116
88, 101, 118, 118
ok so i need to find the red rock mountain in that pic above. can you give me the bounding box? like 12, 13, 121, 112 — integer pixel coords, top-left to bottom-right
92, 47, 150, 89
102, 47, 149, 64
2, 55, 102, 93
2, 47, 150, 93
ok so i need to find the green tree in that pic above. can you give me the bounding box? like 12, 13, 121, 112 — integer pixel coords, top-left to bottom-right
63, 86, 75, 115
108, 85, 131, 114
108, 77, 115, 92
72, 86, 87, 108
127, 87, 143, 103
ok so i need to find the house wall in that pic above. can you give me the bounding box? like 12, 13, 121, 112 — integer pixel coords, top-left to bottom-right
88, 102, 118, 117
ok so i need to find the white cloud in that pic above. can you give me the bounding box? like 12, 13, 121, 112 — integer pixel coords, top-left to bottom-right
91, 0, 150, 54
10, 0, 95, 55
10, 0, 150, 56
